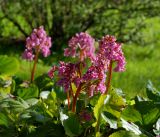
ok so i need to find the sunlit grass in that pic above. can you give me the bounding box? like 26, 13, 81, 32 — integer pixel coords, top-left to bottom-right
112, 43, 160, 99
16, 59, 50, 80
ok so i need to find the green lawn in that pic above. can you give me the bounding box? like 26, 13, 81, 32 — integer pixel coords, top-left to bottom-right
112, 43, 160, 99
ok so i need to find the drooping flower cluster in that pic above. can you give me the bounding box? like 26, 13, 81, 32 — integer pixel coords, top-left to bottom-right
98, 35, 126, 72
51, 62, 82, 92
82, 66, 106, 95
22, 26, 52, 60
64, 32, 95, 61
48, 66, 57, 79
48, 33, 126, 98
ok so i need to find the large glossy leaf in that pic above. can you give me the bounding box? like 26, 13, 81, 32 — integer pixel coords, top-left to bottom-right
121, 99, 160, 136
93, 94, 110, 134
0, 55, 19, 75
135, 101, 160, 128
104, 88, 126, 118
101, 111, 118, 129
121, 105, 143, 125
120, 118, 142, 135
93, 94, 108, 120
63, 114, 82, 137
109, 130, 143, 137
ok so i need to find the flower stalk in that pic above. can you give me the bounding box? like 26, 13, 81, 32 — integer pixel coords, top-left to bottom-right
72, 83, 83, 112
31, 50, 39, 83
105, 61, 113, 94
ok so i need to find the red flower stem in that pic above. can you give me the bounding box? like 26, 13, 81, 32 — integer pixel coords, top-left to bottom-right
105, 61, 113, 94
30, 51, 39, 83
67, 90, 70, 110
72, 83, 83, 112
70, 83, 74, 97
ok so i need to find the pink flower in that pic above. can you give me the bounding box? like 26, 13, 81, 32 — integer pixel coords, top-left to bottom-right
83, 65, 106, 95
22, 49, 34, 61
22, 26, 52, 60
64, 32, 95, 61
48, 66, 57, 79
55, 62, 81, 92
98, 35, 126, 72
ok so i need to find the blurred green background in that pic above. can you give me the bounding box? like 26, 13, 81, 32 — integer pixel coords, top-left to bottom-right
0, 0, 160, 98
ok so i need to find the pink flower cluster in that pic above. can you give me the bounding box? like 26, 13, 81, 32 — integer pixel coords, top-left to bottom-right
22, 26, 52, 60
82, 66, 106, 95
48, 33, 126, 97
50, 62, 81, 92
98, 35, 126, 72
64, 32, 95, 61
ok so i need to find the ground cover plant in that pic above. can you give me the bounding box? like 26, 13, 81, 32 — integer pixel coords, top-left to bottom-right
0, 26, 159, 137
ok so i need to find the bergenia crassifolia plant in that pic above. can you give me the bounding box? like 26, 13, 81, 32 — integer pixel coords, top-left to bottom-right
48, 32, 126, 113
22, 26, 52, 82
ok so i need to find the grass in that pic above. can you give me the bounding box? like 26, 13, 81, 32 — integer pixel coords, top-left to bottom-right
15, 59, 50, 80
112, 43, 160, 99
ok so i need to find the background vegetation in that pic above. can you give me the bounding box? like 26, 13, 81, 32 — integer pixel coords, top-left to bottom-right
0, 0, 160, 98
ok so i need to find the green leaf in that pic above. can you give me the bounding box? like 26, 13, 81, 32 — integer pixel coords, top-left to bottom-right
0, 55, 19, 75
121, 100, 160, 136
34, 74, 54, 91
26, 98, 38, 106
101, 111, 118, 129
0, 97, 29, 113
0, 112, 9, 127
103, 88, 126, 119
109, 130, 142, 137
93, 94, 110, 133
153, 118, 160, 135
121, 105, 143, 125
146, 80, 160, 101
63, 114, 82, 137
17, 84, 39, 100
44, 91, 58, 117
120, 118, 142, 135
0, 76, 13, 95
94, 94, 109, 120
135, 101, 160, 128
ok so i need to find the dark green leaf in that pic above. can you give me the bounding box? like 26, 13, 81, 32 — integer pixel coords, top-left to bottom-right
63, 114, 82, 137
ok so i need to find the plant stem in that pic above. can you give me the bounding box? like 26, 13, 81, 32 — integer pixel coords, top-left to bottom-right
67, 90, 70, 110
72, 83, 83, 112
95, 113, 101, 133
30, 51, 39, 83
105, 61, 113, 94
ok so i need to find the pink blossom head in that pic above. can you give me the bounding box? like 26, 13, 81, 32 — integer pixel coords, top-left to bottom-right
83, 65, 106, 95
98, 35, 126, 72
22, 26, 52, 60
22, 49, 34, 61
48, 66, 57, 79
56, 62, 81, 92
64, 32, 95, 61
